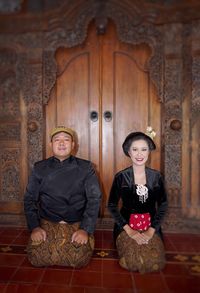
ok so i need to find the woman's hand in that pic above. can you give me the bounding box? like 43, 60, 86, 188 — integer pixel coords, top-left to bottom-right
123, 224, 148, 245
31, 227, 46, 242
142, 227, 155, 242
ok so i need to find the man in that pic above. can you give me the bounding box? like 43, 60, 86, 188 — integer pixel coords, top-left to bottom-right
24, 126, 102, 267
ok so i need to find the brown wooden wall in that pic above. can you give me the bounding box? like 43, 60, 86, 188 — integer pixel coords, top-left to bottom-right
0, 0, 199, 232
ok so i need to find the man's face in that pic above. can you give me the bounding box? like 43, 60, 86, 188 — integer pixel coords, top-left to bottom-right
50, 132, 74, 161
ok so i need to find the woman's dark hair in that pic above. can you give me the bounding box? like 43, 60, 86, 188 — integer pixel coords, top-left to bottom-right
122, 131, 156, 157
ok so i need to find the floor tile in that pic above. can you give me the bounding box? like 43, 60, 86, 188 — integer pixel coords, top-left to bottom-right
101, 240, 115, 249
40, 269, 72, 285
187, 264, 200, 276
102, 230, 114, 241
20, 256, 35, 268
94, 230, 103, 241
0, 254, 25, 267
5, 283, 38, 293
12, 236, 29, 245
0, 228, 22, 237
94, 239, 103, 249
0, 283, 7, 292
163, 239, 176, 251
102, 231, 115, 249
46, 265, 74, 271
102, 259, 128, 273
75, 259, 102, 272
0, 236, 16, 245
94, 230, 103, 249
4, 283, 19, 293
134, 273, 168, 292
18, 230, 30, 237
94, 248, 118, 260
85, 288, 135, 293
0, 266, 17, 282
11, 267, 45, 283
161, 263, 190, 276
164, 275, 200, 293
172, 242, 196, 253
102, 272, 133, 289
37, 284, 84, 293
71, 271, 102, 287
192, 243, 200, 252
0, 227, 6, 233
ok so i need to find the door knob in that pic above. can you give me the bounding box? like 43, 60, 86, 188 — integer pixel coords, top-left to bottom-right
103, 111, 112, 122
90, 111, 98, 122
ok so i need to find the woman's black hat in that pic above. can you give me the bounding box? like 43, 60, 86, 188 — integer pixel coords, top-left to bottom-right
122, 131, 156, 157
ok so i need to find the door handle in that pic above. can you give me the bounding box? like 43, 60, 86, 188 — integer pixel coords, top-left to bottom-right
103, 111, 112, 122
90, 111, 98, 122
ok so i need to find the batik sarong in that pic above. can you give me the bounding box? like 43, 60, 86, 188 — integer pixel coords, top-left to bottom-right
27, 220, 94, 268
116, 231, 166, 273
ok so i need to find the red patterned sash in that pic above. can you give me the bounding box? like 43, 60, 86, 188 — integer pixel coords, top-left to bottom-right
129, 213, 151, 231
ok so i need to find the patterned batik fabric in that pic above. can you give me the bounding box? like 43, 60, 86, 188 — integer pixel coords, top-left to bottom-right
27, 220, 94, 268
116, 231, 166, 273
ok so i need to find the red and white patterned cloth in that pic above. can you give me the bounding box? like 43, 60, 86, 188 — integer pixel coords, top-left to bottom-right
129, 213, 151, 231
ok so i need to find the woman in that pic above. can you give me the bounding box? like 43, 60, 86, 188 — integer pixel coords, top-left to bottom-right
108, 131, 168, 273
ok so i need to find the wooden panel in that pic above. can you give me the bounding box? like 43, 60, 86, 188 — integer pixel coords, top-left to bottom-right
0, 202, 24, 214
57, 53, 90, 158
45, 23, 100, 168
114, 51, 149, 171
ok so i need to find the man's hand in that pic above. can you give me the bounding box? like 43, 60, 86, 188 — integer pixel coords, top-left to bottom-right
31, 227, 46, 242
71, 229, 88, 245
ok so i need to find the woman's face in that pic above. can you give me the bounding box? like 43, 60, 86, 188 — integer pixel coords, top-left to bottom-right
128, 139, 150, 167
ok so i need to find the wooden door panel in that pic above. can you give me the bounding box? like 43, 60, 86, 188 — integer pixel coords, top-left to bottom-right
56, 53, 90, 159
45, 23, 100, 169
114, 51, 149, 172
46, 53, 91, 159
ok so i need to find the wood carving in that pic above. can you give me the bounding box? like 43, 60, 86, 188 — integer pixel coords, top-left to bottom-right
1, 149, 20, 201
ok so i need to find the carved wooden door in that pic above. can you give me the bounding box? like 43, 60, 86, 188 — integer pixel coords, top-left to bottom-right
45, 21, 161, 217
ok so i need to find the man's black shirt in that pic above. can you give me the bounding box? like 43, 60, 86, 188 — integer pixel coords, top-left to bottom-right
24, 156, 102, 234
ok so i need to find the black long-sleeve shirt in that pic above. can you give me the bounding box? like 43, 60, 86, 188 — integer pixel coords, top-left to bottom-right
24, 155, 102, 234
108, 166, 168, 238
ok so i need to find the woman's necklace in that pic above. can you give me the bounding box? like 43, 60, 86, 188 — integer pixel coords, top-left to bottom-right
136, 184, 148, 203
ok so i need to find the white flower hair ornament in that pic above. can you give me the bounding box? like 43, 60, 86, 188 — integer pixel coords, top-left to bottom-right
145, 126, 156, 140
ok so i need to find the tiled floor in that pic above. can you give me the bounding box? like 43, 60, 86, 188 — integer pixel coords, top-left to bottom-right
0, 227, 200, 292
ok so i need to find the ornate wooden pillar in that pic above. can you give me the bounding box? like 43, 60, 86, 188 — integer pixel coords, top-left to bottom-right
0, 48, 22, 224
17, 51, 44, 170
181, 22, 200, 223
190, 23, 200, 219
163, 24, 183, 229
